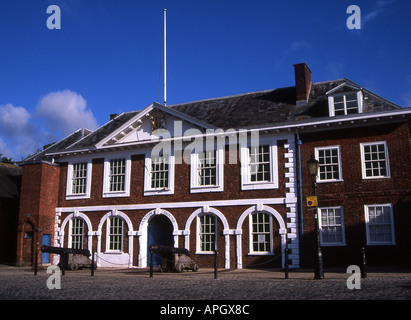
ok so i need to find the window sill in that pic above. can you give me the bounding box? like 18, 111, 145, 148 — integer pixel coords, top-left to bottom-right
320, 243, 346, 247
190, 185, 223, 193
317, 179, 343, 184
362, 176, 391, 180
144, 188, 174, 196
366, 242, 396, 246
247, 252, 274, 256
102, 191, 130, 198
66, 193, 90, 200
241, 182, 278, 190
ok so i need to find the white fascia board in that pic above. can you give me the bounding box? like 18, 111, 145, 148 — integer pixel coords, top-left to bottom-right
45, 109, 411, 157
326, 82, 361, 95
95, 104, 155, 149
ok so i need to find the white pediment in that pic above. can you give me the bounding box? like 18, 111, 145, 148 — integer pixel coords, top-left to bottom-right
96, 102, 214, 148
326, 82, 362, 95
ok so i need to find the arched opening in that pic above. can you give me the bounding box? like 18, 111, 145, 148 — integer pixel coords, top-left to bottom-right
147, 215, 174, 266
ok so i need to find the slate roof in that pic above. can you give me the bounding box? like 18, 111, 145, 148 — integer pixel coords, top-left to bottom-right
170, 78, 401, 130
22, 128, 93, 164
21, 77, 405, 163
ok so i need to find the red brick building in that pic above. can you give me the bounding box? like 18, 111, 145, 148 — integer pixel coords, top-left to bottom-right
16, 63, 411, 269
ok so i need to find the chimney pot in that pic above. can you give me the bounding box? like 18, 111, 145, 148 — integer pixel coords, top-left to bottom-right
294, 63, 312, 105
110, 114, 119, 121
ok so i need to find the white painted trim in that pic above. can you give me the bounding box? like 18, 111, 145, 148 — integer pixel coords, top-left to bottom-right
46, 110, 411, 158
235, 205, 287, 269
96, 210, 134, 267
59, 212, 93, 253
184, 207, 230, 269
143, 151, 175, 196
315, 145, 343, 183
240, 137, 279, 190
328, 91, 363, 117
317, 206, 346, 246
364, 203, 396, 246
360, 141, 390, 179
190, 147, 224, 193
248, 212, 274, 255
102, 152, 132, 198
56, 197, 296, 214
65, 158, 93, 200
137, 209, 179, 268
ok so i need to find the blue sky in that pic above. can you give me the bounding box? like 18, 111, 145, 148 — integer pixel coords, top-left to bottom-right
1, 0, 411, 160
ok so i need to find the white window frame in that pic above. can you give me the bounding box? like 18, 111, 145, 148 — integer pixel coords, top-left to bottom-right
240, 138, 278, 190
196, 214, 217, 254
190, 147, 224, 193
102, 153, 131, 198
249, 212, 274, 255
66, 159, 92, 200
318, 206, 346, 246
365, 204, 395, 246
70, 218, 84, 250
360, 141, 390, 179
106, 216, 124, 253
144, 152, 175, 196
315, 146, 343, 183
328, 91, 363, 117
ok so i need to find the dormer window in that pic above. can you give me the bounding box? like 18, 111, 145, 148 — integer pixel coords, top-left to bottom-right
328, 91, 363, 117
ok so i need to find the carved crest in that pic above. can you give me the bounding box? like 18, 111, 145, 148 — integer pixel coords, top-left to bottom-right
150, 109, 167, 132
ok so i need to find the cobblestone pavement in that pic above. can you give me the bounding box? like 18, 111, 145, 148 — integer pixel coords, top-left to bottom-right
0, 264, 410, 300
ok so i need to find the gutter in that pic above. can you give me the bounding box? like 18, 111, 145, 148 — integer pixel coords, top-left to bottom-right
295, 129, 305, 267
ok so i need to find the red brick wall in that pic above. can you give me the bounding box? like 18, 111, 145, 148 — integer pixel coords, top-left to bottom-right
17, 162, 60, 265
56, 142, 289, 208
299, 122, 411, 267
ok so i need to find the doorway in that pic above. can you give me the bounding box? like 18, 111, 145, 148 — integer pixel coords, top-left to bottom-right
41, 234, 51, 264
147, 215, 173, 266
22, 222, 34, 266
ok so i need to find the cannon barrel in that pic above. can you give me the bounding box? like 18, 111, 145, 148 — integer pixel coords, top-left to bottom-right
149, 244, 189, 256
41, 245, 91, 257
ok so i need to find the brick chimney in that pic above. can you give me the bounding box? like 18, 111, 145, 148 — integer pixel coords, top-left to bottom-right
294, 63, 311, 105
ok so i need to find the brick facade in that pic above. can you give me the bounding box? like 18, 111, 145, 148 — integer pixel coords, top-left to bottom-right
14, 63, 411, 270
299, 122, 411, 267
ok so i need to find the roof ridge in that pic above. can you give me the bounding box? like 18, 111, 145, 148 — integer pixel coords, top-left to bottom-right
168, 88, 280, 107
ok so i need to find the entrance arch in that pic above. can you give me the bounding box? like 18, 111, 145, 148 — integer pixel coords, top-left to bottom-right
147, 215, 174, 266
184, 206, 231, 269
236, 205, 287, 269
138, 209, 179, 268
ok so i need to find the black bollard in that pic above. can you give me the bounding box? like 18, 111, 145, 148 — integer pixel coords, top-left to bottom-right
91, 251, 95, 276
361, 247, 367, 278
34, 250, 38, 276
150, 249, 154, 278
284, 248, 289, 279
61, 253, 67, 276
214, 250, 218, 279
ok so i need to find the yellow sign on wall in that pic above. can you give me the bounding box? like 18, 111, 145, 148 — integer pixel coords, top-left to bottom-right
306, 196, 318, 207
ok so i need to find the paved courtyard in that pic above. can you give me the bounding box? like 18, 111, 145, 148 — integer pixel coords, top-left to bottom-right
0, 264, 410, 301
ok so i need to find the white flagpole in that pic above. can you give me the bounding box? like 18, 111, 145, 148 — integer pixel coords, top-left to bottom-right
163, 9, 167, 106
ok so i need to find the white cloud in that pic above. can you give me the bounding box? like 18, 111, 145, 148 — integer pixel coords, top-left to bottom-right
35, 90, 99, 137
0, 104, 31, 135
0, 90, 99, 161
362, 0, 395, 26
0, 103, 38, 160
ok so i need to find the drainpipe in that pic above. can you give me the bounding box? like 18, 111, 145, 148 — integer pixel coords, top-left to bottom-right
295, 130, 305, 267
